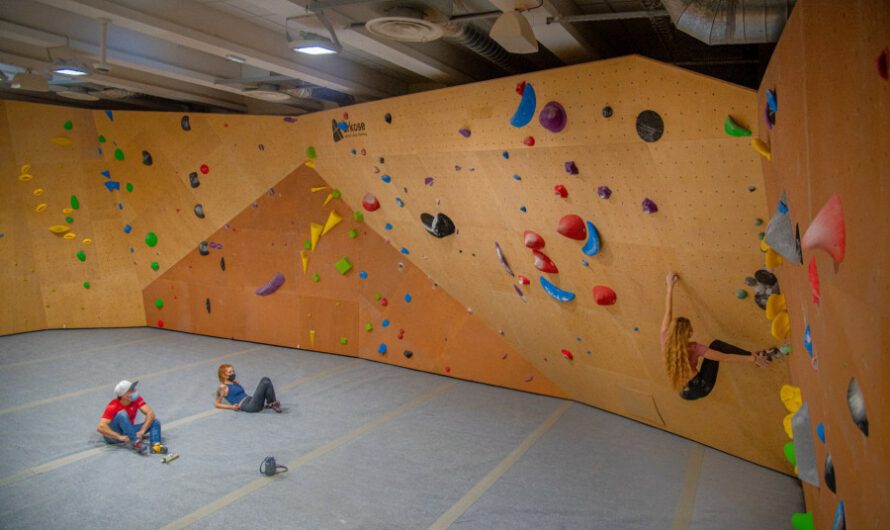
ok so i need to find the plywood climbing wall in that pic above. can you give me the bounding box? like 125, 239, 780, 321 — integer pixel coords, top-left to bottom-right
757, 0, 890, 527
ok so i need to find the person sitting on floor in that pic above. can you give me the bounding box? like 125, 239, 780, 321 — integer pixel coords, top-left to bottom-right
96, 380, 164, 454
215, 364, 282, 413
662, 272, 770, 394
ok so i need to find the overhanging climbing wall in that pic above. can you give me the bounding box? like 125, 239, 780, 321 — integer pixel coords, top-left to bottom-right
756, 1, 890, 527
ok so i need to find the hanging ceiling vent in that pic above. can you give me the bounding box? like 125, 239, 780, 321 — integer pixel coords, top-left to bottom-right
243, 85, 291, 102
365, 6, 445, 42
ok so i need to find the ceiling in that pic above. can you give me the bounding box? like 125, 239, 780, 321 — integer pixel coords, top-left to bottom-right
0, 0, 789, 114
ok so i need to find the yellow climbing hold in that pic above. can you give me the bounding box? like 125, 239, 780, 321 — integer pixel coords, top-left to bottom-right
49, 225, 70, 235
783, 413, 793, 439
752, 138, 771, 160
35, 203, 48, 213
310, 186, 328, 193
780, 384, 802, 413
21, 164, 31, 173
82, 238, 93, 245
19, 174, 33, 182
321, 210, 343, 236
765, 294, 787, 319
760, 239, 771, 252
51, 137, 73, 146
765, 247, 783, 269
33, 189, 44, 197
323, 193, 334, 207
63, 232, 76, 240
301, 250, 309, 273
309, 329, 316, 347
305, 160, 316, 169
62, 208, 73, 214
310, 222, 323, 251
771, 311, 790, 340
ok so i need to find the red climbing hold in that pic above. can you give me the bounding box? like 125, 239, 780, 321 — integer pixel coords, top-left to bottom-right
524, 230, 545, 250
801, 194, 845, 263
157, 320, 164, 328
532, 250, 558, 273
380, 297, 388, 307
516, 81, 526, 95
398, 329, 405, 339
523, 136, 535, 146
362, 192, 380, 212
808, 256, 820, 304
557, 214, 587, 240
517, 275, 530, 285
593, 285, 617, 306
561, 349, 574, 360
554, 185, 568, 198
200, 164, 209, 174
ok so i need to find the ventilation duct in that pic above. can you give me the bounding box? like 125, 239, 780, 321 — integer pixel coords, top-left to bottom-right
441, 22, 530, 74
661, 0, 796, 45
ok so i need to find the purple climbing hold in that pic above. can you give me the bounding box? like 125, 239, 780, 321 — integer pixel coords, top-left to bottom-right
514, 285, 527, 302
642, 198, 658, 214
255, 272, 285, 296
564, 161, 578, 175
283, 117, 296, 123
598, 186, 612, 199
495, 242, 514, 276
424, 177, 434, 186
539, 101, 567, 133
458, 128, 471, 138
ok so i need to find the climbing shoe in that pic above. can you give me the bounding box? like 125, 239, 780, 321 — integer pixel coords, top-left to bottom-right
151, 443, 168, 454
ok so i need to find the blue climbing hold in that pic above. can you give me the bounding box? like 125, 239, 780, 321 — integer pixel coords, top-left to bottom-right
502, 151, 509, 159
385, 223, 393, 230
400, 247, 409, 254
104, 110, 114, 121
396, 198, 404, 207
101, 170, 110, 178
581, 260, 589, 266
124, 224, 132, 234
582, 220, 600, 256
104, 181, 120, 192
816, 423, 825, 443
539, 276, 575, 302
351, 149, 357, 155
382, 319, 390, 327
513, 174, 521, 181
404, 293, 412, 303
378, 343, 387, 354
510, 82, 536, 128
359, 271, 368, 279
767, 89, 778, 113
381, 175, 391, 183
804, 324, 813, 356
520, 206, 527, 212
778, 200, 788, 213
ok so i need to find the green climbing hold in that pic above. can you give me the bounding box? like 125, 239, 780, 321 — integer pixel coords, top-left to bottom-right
365, 323, 373, 331
114, 148, 124, 161
353, 211, 364, 222
349, 229, 357, 239
83, 281, 90, 289
754, 218, 763, 226
724, 115, 752, 137
783, 441, 796, 467
335, 257, 353, 275
98, 135, 106, 143
71, 195, 79, 210
340, 337, 348, 345
126, 183, 133, 192
332, 189, 341, 199
375, 293, 381, 300
65, 217, 74, 223
63, 121, 73, 130
736, 289, 748, 299
145, 232, 158, 247
790, 512, 813, 530
758, 232, 765, 240
304, 240, 311, 250
780, 344, 793, 355
155, 298, 163, 309
76, 250, 86, 262
312, 273, 320, 282
306, 146, 317, 159
151, 262, 160, 271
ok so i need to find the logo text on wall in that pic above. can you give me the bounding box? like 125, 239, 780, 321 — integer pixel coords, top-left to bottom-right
332, 119, 367, 142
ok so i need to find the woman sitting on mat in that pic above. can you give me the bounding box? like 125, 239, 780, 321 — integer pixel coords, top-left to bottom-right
662, 272, 770, 393
216, 364, 282, 413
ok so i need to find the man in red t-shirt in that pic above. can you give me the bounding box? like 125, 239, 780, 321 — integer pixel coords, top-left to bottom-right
96, 380, 163, 454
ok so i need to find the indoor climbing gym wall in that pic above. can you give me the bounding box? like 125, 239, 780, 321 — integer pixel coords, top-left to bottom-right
3, 55, 795, 473
755, 0, 889, 528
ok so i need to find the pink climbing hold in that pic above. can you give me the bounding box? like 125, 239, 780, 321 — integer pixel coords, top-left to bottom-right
801, 194, 846, 263
561, 349, 574, 360
532, 250, 558, 273
524, 230, 545, 250
593, 285, 617, 306
557, 214, 587, 241
554, 185, 568, 198
808, 256, 820, 304
362, 192, 381, 212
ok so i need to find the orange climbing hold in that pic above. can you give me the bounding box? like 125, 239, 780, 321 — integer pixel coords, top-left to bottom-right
801, 194, 845, 263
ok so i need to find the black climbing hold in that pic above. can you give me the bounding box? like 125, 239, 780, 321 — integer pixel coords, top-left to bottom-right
181, 115, 191, 131
753, 269, 780, 310
755, 269, 777, 285
635, 110, 664, 143
795, 224, 803, 265
198, 241, 209, 256
744, 276, 757, 286
194, 204, 205, 219
189, 172, 200, 188
602, 106, 613, 118
384, 113, 392, 124
824, 453, 836, 493
142, 150, 153, 166
421, 213, 455, 238
748, 186, 756, 192
205, 298, 211, 313
403, 350, 413, 359
220, 257, 226, 271
379, 157, 384, 164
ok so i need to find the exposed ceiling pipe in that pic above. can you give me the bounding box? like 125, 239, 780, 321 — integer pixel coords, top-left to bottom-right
440, 22, 531, 74
660, 0, 796, 45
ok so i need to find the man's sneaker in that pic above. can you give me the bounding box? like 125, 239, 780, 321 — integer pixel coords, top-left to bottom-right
151, 443, 168, 454
126, 440, 147, 455
270, 400, 282, 413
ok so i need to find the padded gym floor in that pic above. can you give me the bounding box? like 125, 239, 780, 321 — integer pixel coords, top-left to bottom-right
0, 328, 803, 529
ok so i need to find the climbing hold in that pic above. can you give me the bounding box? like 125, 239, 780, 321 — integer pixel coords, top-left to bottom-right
76, 250, 86, 262
780, 384, 802, 414
400, 247, 409, 254
561, 349, 574, 360
783, 441, 796, 467
359, 271, 368, 279
52, 137, 73, 146
635, 110, 664, 142
602, 106, 613, 118
421, 213, 456, 238
310, 222, 323, 250
539, 101, 567, 133
765, 191, 801, 263
349, 229, 357, 239
334, 257, 353, 275
189, 172, 200, 188
384, 113, 392, 123
126, 183, 133, 192
791, 402, 821, 486
582, 221, 600, 256
597, 186, 612, 199
142, 151, 153, 166
824, 452, 836, 493
36, 204, 48, 213
194, 204, 205, 219
523, 136, 535, 146
514, 285, 527, 302
877, 47, 889, 80
752, 138, 771, 160
382, 320, 390, 327
82, 238, 92, 245
114, 148, 124, 161
766, 89, 778, 113
495, 242, 514, 276
155, 298, 164, 309
306, 146, 317, 159
517, 275, 529, 285
724, 115, 752, 137
151, 262, 160, 271
83, 282, 90, 289
523, 230, 545, 250
18, 173, 33, 182
847, 377, 868, 436
593, 285, 616, 306
404, 293, 412, 303
322, 193, 334, 206
765, 293, 787, 319
124, 225, 132, 234
539, 276, 575, 302
312, 273, 320, 282
178, 115, 191, 131
63, 232, 76, 240
403, 350, 413, 359
255, 272, 285, 296
511, 81, 536, 127
33, 189, 43, 197
381, 175, 391, 183
458, 128, 471, 138
564, 161, 578, 175
807, 257, 820, 304
220, 257, 225, 271
754, 218, 763, 226
801, 194, 845, 263
833, 501, 845, 530
532, 250, 558, 273
554, 185, 568, 198
380, 298, 388, 307
557, 214, 586, 240
641, 198, 658, 214
519, 206, 526, 212
791, 512, 813, 530
157, 320, 164, 328
362, 193, 380, 212
365, 323, 373, 332
104, 181, 120, 192
771, 311, 790, 339
765, 248, 783, 269
816, 423, 825, 444
321, 210, 343, 236
71, 195, 79, 210
63, 121, 72, 130
200, 164, 209, 174
397, 329, 404, 339
804, 325, 813, 356
145, 232, 158, 247
736, 289, 748, 299
377, 343, 387, 354
384, 223, 393, 231
198, 241, 209, 255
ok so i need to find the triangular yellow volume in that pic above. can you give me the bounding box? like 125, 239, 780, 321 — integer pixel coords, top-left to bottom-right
323, 193, 334, 207
321, 210, 343, 236
310, 186, 328, 193
310, 222, 324, 251
301, 250, 309, 273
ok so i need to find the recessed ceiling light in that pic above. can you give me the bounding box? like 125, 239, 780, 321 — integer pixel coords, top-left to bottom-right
288, 32, 340, 55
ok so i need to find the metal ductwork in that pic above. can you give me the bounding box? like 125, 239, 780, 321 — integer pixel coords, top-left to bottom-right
441, 22, 530, 74
661, 0, 796, 45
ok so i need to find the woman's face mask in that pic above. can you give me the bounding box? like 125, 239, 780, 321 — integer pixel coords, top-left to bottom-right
130, 391, 139, 400
228, 373, 236, 382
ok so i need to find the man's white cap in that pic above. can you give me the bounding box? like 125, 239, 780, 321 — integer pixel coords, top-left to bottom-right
114, 380, 138, 397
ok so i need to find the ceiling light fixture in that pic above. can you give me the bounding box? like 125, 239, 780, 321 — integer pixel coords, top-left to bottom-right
286, 11, 342, 55
48, 47, 91, 76
243, 84, 291, 102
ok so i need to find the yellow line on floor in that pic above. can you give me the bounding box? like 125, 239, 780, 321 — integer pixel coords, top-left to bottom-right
0, 346, 265, 417
669, 444, 705, 530
0, 335, 169, 370
428, 400, 572, 530
0, 358, 363, 489
161, 380, 457, 530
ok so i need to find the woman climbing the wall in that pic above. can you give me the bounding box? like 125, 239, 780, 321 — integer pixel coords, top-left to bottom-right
215, 364, 282, 412
662, 273, 771, 399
